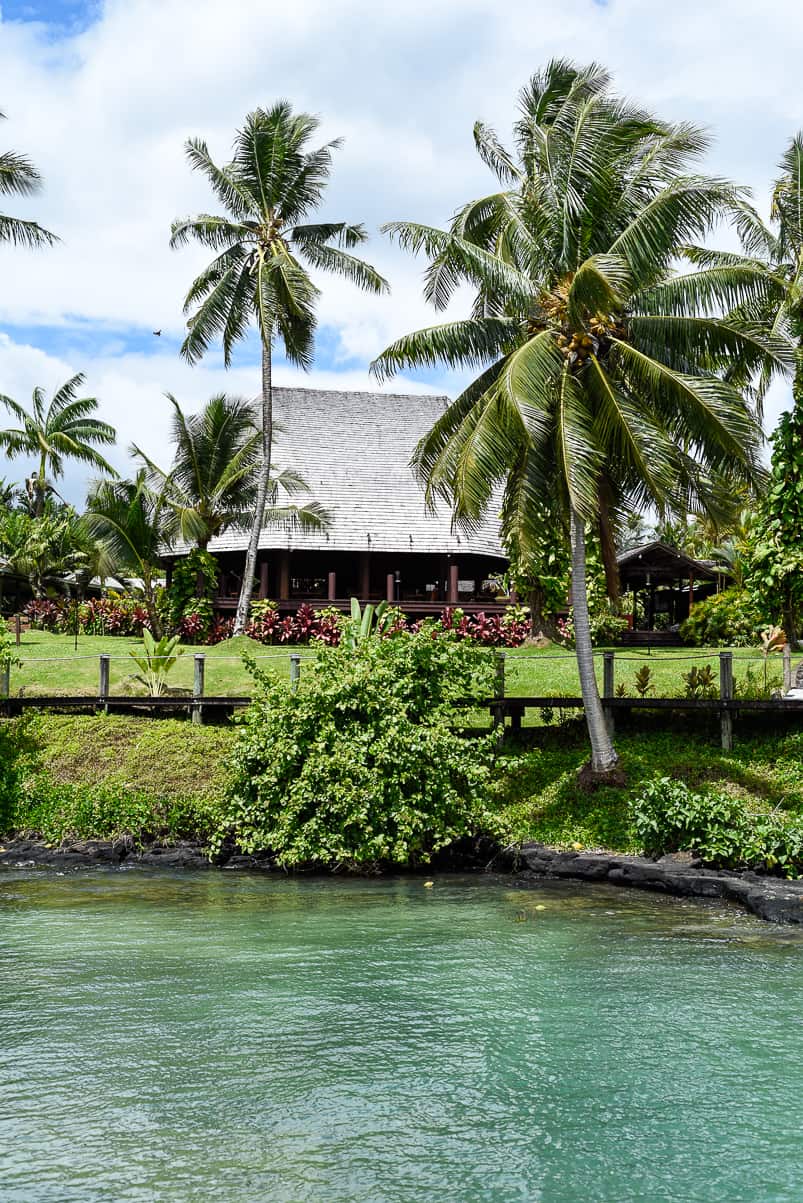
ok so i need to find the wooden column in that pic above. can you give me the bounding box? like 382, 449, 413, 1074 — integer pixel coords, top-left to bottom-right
327, 571, 337, 602
192, 654, 205, 725
688, 569, 695, 615
279, 550, 290, 601
360, 552, 371, 600
259, 559, 269, 600
603, 650, 615, 737
448, 562, 459, 605
720, 651, 733, 751
386, 573, 395, 603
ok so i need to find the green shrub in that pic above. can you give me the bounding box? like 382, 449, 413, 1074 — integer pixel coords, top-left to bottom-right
558, 603, 629, 648
681, 664, 717, 699
0, 717, 41, 832
630, 775, 803, 876
216, 629, 503, 867
680, 587, 764, 647
734, 664, 783, 700
633, 665, 654, 697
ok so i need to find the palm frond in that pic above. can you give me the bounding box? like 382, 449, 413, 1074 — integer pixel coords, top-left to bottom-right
372, 316, 518, 382
295, 239, 388, 294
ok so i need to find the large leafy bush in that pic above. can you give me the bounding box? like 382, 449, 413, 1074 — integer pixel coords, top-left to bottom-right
680, 587, 764, 647
630, 776, 803, 876
216, 628, 502, 867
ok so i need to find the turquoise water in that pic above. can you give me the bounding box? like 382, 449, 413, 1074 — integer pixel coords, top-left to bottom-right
2, 871, 803, 1203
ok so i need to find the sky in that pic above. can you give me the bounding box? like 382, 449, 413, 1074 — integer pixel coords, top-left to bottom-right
1, 0, 802, 504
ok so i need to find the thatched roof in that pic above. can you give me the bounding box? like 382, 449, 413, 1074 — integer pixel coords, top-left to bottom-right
205, 387, 505, 559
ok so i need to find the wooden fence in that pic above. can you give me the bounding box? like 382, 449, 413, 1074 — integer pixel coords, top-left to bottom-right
1, 647, 800, 749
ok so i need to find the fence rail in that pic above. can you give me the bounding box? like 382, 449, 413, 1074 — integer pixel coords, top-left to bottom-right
1, 647, 798, 749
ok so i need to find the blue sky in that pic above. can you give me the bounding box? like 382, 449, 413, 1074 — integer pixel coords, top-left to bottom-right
1, 0, 802, 502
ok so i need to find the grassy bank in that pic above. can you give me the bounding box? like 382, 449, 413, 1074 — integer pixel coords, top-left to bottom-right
5, 630, 781, 702
4, 712, 803, 856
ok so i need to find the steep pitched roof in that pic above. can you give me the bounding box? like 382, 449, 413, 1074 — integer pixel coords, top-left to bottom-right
617, 540, 725, 581
206, 387, 505, 558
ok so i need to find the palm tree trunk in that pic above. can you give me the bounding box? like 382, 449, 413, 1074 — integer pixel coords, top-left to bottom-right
597, 482, 620, 604
528, 584, 557, 641
143, 571, 163, 640
570, 508, 619, 773
234, 339, 273, 635
35, 453, 47, 518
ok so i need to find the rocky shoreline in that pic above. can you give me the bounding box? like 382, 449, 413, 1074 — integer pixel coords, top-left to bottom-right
3, 837, 803, 924
517, 843, 803, 925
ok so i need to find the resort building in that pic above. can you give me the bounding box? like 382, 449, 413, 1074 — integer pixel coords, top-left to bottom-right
617, 540, 729, 643
172, 387, 509, 616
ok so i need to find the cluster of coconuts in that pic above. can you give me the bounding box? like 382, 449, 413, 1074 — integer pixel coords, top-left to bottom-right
555, 330, 597, 363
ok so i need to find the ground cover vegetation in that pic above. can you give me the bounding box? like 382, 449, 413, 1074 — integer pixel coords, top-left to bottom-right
4, 710, 803, 877
4, 59, 803, 858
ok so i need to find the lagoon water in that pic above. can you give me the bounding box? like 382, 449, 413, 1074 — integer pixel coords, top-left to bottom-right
2, 870, 803, 1203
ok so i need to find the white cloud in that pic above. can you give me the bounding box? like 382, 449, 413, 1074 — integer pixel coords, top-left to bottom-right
0, 0, 800, 496
0, 331, 449, 504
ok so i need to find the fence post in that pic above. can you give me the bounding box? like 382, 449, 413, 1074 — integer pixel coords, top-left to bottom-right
602, 650, 615, 737
492, 650, 506, 733
192, 653, 205, 725
0, 661, 9, 699
99, 654, 110, 715
14, 613, 21, 646
290, 653, 301, 693
719, 651, 733, 752
783, 642, 792, 692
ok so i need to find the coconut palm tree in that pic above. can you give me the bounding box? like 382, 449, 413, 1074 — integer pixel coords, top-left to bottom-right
132, 392, 328, 551
85, 471, 165, 636
0, 504, 89, 599
0, 110, 57, 249
0, 374, 116, 517
681, 133, 803, 414
372, 60, 787, 775
171, 102, 388, 633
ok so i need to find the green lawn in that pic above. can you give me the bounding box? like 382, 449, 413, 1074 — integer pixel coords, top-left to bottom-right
6, 630, 782, 702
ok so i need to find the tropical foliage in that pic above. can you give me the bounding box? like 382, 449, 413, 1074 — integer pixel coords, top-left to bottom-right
373, 59, 782, 771
133, 392, 327, 551
0, 375, 116, 517
0, 503, 106, 598
128, 630, 185, 696
84, 471, 166, 635
680, 586, 764, 647
215, 631, 501, 867
171, 102, 387, 632
745, 405, 803, 642
0, 109, 57, 250
630, 775, 803, 877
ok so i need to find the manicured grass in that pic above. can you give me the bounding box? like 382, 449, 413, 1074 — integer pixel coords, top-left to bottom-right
9, 632, 288, 697
7, 630, 781, 701
504, 643, 781, 699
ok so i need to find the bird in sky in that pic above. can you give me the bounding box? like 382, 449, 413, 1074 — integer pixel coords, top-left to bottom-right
153, 330, 161, 337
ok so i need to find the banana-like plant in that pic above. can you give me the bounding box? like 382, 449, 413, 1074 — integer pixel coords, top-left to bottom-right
341, 598, 390, 651
129, 630, 184, 696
